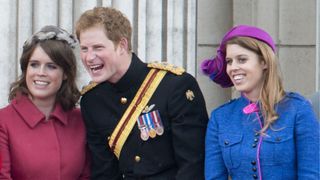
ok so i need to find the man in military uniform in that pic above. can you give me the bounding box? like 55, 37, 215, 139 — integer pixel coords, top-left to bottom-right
76, 7, 208, 180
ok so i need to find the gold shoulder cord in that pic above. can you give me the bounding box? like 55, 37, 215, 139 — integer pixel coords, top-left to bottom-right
147, 62, 185, 75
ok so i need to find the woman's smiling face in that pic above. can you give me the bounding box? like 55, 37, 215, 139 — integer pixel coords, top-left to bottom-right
26, 45, 65, 103
226, 44, 267, 101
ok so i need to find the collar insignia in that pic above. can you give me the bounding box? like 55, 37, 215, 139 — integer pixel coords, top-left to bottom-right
186, 90, 195, 101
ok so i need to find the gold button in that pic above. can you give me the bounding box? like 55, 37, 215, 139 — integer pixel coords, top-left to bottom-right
120, 97, 127, 104
134, 155, 141, 162
107, 136, 111, 140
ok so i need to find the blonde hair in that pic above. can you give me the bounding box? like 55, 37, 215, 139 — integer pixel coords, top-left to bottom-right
226, 37, 285, 133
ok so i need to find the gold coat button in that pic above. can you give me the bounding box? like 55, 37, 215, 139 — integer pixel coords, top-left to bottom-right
120, 97, 127, 104
134, 155, 141, 162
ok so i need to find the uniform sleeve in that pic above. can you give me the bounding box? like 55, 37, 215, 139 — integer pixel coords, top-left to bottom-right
167, 73, 208, 180
295, 100, 320, 179
205, 111, 228, 180
0, 118, 13, 179
80, 98, 122, 180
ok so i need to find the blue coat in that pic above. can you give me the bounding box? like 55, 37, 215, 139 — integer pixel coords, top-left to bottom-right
205, 92, 319, 180
309, 91, 319, 120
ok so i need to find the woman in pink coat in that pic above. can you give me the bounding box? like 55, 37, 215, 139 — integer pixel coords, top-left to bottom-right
0, 25, 90, 179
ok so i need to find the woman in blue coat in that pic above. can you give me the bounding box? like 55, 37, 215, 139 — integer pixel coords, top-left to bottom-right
201, 25, 319, 179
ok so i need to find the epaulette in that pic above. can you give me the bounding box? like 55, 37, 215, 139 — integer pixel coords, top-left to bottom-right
215, 98, 237, 111
147, 61, 185, 75
80, 81, 98, 95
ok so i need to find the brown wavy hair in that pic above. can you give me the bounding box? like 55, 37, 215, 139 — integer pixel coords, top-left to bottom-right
75, 7, 132, 51
9, 40, 80, 111
226, 36, 286, 133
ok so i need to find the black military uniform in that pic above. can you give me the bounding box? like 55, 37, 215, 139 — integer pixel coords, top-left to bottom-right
80, 53, 208, 180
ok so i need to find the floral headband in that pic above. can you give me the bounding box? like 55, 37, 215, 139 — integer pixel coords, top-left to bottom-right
23, 25, 77, 49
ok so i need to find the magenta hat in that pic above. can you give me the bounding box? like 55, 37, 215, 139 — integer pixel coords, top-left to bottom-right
200, 25, 276, 88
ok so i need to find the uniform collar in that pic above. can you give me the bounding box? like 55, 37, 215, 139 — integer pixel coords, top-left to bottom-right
12, 95, 68, 128
111, 53, 148, 92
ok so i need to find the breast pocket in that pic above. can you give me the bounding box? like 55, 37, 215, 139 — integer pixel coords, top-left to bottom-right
219, 134, 243, 169
263, 127, 294, 164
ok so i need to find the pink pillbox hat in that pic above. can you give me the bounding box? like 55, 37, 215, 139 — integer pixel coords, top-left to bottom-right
201, 25, 276, 87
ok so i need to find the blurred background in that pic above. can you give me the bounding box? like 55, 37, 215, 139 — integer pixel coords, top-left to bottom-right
0, 0, 318, 112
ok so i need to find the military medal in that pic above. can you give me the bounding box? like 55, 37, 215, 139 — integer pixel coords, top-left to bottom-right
140, 126, 149, 141
145, 113, 157, 138
148, 128, 157, 138
151, 110, 164, 135
155, 126, 164, 136
137, 116, 149, 141
138, 109, 165, 139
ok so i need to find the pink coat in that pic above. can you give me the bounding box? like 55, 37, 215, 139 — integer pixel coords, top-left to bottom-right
0, 95, 90, 180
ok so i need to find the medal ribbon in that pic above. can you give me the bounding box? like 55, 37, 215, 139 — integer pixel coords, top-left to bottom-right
146, 113, 155, 129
